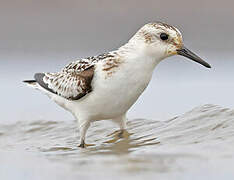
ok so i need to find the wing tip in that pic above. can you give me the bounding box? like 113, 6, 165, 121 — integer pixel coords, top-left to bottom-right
23, 73, 44, 85
34, 73, 57, 95
23, 80, 37, 88
23, 80, 36, 84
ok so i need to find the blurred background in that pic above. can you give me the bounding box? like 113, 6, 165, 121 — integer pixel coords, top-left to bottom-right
1, 1, 234, 180
1, 0, 234, 123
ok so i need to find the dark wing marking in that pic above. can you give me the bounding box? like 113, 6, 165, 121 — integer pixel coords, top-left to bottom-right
23, 80, 36, 83
63, 59, 94, 73
62, 53, 115, 73
34, 73, 56, 94
35, 66, 94, 100
34, 52, 116, 100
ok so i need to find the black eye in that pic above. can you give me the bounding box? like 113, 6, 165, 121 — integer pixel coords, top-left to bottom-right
160, 33, 169, 41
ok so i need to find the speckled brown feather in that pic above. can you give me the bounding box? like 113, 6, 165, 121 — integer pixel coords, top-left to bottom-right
34, 52, 120, 101
34, 66, 94, 100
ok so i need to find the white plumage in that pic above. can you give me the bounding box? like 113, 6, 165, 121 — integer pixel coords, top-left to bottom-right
24, 22, 211, 147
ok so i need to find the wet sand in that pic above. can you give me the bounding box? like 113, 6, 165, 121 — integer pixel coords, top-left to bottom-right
1, 104, 234, 179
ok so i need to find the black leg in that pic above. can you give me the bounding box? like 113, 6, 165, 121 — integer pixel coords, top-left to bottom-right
78, 139, 85, 148
118, 130, 124, 138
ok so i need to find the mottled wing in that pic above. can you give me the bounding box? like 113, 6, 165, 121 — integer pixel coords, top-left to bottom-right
35, 66, 94, 100
62, 53, 116, 73
62, 59, 95, 73
34, 53, 116, 100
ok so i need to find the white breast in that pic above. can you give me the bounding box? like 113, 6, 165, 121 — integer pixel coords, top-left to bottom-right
71, 55, 157, 121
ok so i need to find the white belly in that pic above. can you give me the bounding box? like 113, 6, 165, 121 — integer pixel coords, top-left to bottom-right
63, 61, 153, 121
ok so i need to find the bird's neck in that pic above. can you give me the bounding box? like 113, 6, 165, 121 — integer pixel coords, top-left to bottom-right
116, 41, 163, 72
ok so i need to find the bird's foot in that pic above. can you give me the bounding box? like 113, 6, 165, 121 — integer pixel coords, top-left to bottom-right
107, 129, 126, 137
118, 130, 124, 138
78, 141, 95, 148
78, 142, 86, 148
78, 139, 86, 148
104, 130, 131, 144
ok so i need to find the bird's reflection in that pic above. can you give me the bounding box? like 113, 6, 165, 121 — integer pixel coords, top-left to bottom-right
85, 129, 160, 155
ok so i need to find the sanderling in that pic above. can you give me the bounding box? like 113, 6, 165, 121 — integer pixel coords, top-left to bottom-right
23, 22, 211, 147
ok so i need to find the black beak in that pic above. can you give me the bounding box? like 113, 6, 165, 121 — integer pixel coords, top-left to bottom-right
177, 46, 211, 68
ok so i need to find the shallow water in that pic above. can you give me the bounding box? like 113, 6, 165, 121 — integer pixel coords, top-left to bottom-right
1, 104, 234, 179
1, 52, 234, 179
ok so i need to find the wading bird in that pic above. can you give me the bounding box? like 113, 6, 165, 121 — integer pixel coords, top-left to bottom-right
24, 22, 211, 147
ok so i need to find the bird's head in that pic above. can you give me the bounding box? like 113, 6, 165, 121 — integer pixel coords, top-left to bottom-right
128, 22, 211, 68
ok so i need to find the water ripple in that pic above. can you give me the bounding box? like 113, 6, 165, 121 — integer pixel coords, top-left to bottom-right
1, 104, 234, 178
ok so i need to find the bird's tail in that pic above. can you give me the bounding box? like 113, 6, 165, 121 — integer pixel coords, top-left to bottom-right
23, 80, 38, 88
